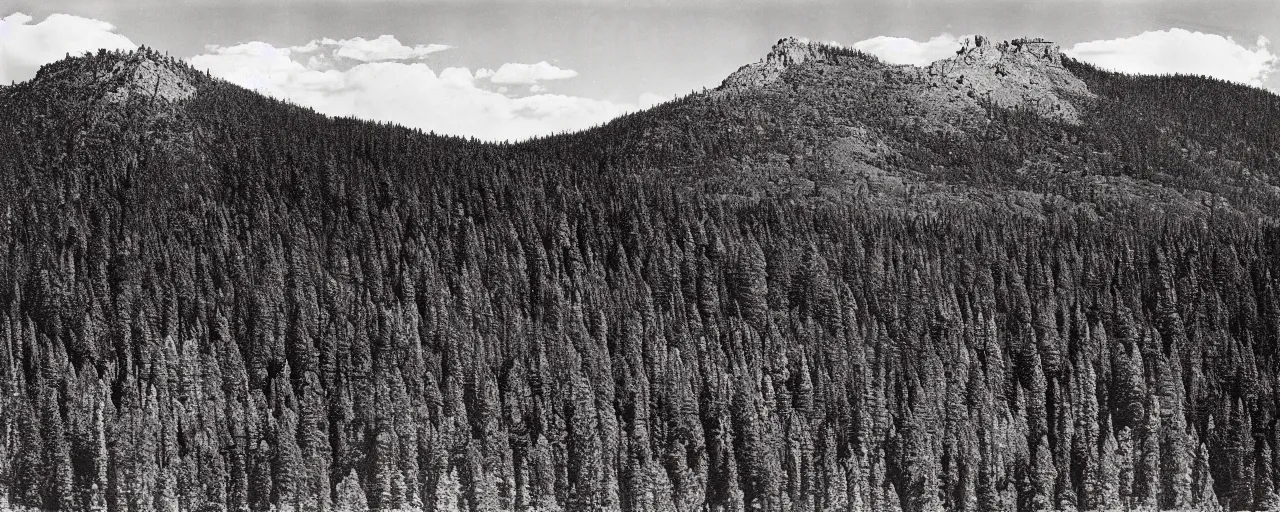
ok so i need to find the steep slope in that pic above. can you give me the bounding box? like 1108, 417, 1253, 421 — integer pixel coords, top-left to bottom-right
1, 41, 1280, 512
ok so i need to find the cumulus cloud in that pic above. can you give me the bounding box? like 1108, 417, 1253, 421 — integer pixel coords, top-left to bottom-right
1065, 29, 1277, 87
476, 61, 578, 84
189, 39, 648, 141
290, 34, 449, 68
0, 12, 137, 84
851, 34, 964, 67
0, 11, 675, 140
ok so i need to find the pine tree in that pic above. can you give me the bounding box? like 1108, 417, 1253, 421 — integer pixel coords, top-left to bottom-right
1158, 360, 1193, 509
1191, 442, 1222, 511
40, 385, 75, 511
1030, 436, 1056, 511
1256, 443, 1280, 512
335, 469, 369, 512
435, 467, 464, 512
12, 400, 44, 508
1097, 426, 1123, 509
1133, 393, 1161, 509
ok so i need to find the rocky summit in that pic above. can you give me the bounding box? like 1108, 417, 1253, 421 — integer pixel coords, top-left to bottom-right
597, 35, 1279, 220
921, 36, 1091, 122
721, 35, 1090, 123
13, 47, 198, 106
719, 36, 828, 90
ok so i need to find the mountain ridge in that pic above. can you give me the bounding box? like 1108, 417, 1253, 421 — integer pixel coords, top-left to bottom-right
4, 35, 1280, 512
544, 35, 1280, 223
7, 36, 1280, 225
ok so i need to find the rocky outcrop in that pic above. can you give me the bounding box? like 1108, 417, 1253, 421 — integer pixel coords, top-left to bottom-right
26, 48, 197, 105
920, 35, 1091, 122
4, 48, 206, 165
103, 56, 197, 103
715, 34, 1093, 124
719, 37, 827, 90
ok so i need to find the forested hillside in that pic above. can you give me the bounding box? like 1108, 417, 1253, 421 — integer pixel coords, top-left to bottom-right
1, 39, 1279, 512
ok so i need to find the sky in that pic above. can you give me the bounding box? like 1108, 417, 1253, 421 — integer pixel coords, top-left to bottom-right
1, 0, 1277, 141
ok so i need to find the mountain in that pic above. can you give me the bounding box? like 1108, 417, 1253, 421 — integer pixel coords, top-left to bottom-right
0, 40, 1279, 512
576, 36, 1280, 219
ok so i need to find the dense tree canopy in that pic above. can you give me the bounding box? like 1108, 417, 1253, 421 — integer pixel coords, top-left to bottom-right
1, 45, 1279, 511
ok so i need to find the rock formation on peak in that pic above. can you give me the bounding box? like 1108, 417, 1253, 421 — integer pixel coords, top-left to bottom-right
922, 35, 1089, 122
955, 35, 1065, 66
1, 47, 207, 175
18, 47, 198, 105
767, 37, 820, 66
719, 37, 830, 90
716, 34, 1087, 122
106, 57, 198, 103
1009, 37, 1064, 63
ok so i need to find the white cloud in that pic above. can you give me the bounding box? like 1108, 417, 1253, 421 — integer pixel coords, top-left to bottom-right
290, 34, 449, 67
1064, 28, 1278, 87
0, 12, 669, 140
0, 12, 137, 84
477, 61, 578, 84
851, 34, 964, 67
189, 40, 641, 141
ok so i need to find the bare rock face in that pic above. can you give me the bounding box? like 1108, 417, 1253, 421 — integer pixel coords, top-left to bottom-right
6, 49, 206, 160
28, 48, 197, 105
919, 36, 1091, 122
720, 37, 826, 90
103, 57, 197, 104
715, 34, 1091, 125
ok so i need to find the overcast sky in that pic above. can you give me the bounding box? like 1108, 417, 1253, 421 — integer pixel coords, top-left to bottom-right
2, 0, 1277, 140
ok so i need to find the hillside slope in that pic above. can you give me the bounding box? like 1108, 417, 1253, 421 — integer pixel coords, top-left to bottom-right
0, 41, 1279, 512
561, 36, 1280, 219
